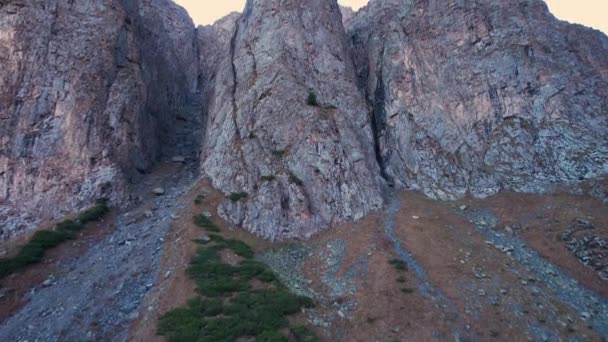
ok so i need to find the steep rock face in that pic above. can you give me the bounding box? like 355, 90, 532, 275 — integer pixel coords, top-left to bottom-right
348, 0, 608, 200
202, 0, 383, 240
0, 0, 198, 238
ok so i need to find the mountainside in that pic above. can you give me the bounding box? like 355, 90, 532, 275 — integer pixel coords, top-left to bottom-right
1, 0, 608, 341
347, 0, 608, 200
200, 0, 383, 240
0, 0, 199, 238
0, 0, 607, 240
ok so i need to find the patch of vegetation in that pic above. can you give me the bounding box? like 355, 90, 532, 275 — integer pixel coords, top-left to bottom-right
158, 218, 316, 341
291, 325, 318, 342
400, 287, 415, 294
271, 150, 287, 157
260, 175, 276, 182
194, 194, 205, 205
0, 200, 109, 279
288, 172, 304, 187
389, 258, 408, 271
396, 275, 406, 283
194, 214, 221, 233
227, 192, 248, 202
306, 90, 319, 107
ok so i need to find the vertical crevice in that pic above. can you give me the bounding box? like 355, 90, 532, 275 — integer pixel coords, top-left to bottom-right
229, 15, 242, 139
370, 43, 394, 186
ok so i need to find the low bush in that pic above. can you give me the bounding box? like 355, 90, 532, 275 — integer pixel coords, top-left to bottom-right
194, 194, 205, 205
194, 214, 221, 233
291, 325, 318, 342
227, 192, 248, 202
389, 258, 408, 271
306, 90, 319, 106
158, 218, 316, 341
271, 150, 287, 157
288, 172, 304, 187
0, 201, 109, 279
260, 175, 276, 182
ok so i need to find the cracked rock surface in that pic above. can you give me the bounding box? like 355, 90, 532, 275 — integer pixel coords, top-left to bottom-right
347, 0, 608, 200
0, 0, 199, 238
201, 0, 383, 240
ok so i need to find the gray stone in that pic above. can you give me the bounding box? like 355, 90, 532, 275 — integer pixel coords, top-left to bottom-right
200, 0, 383, 240
347, 0, 608, 200
0, 0, 199, 238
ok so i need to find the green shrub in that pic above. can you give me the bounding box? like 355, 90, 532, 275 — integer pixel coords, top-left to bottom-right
288, 172, 304, 187
0, 201, 108, 279
260, 175, 276, 182
291, 326, 318, 342
227, 192, 248, 202
400, 287, 415, 294
194, 194, 205, 205
158, 230, 316, 341
389, 258, 407, 271
224, 239, 255, 259
77, 201, 109, 224
271, 150, 286, 157
306, 90, 318, 106
396, 275, 406, 283
194, 214, 221, 233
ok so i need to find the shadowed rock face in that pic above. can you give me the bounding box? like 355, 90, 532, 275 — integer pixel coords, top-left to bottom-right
201, 0, 383, 240
0, 0, 198, 238
347, 0, 608, 200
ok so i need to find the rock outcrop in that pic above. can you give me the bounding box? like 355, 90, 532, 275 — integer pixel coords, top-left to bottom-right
201, 0, 383, 240
0, 0, 199, 238
1, 0, 607, 240
348, 0, 608, 200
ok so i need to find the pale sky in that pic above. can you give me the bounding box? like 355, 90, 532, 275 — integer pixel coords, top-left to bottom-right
174, 0, 607, 34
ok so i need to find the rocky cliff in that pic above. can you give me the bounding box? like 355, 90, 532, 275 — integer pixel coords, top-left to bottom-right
201, 0, 383, 240
0, 0, 199, 238
1, 0, 607, 240
347, 0, 608, 200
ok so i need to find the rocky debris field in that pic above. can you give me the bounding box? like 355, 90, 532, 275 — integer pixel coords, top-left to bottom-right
0, 168, 607, 341
561, 219, 608, 281
0, 162, 196, 341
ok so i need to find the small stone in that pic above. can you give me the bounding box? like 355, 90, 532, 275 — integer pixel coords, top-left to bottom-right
199, 235, 211, 242
144, 210, 153, 218
337, 310, 345, 318
170, 214, 178, 219
164, 271, 172, 279
459, 205, 468, 211
581, 312, 591, 320
478, 289, 486, 296
203, 211, 212, 218
521, 280, 528, 285
412, 216, 420, 220
500, 289, 508, 295
153, 188, 165, 196
42, 279, 53, 287
172, 156, 186, 163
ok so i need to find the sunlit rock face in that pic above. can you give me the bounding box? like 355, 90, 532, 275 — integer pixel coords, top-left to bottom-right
347, 0, 608, 200
0, 0, 198, 238
201, 0, 383, 240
